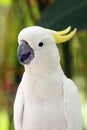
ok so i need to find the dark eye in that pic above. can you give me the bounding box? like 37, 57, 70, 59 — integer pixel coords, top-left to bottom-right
38, 42, 43, 47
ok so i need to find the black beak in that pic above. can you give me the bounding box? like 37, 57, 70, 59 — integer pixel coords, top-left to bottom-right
17, 40, 34, 65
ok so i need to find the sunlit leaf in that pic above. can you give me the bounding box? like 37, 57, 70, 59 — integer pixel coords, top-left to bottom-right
0, 0, 12, 6
0, 110, 9, 130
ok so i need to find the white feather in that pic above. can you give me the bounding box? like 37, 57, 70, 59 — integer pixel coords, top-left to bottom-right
14, 84, 24, 130
14, 26, 82, 130
63, 78, 82, 130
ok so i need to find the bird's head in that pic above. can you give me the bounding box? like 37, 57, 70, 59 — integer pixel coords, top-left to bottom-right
17, 26, 76, 76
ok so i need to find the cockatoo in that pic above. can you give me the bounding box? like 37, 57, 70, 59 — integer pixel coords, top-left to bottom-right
14, 26, 82, 130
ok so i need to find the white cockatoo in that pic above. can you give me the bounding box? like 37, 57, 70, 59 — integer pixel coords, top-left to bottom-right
14, 26, 82, 130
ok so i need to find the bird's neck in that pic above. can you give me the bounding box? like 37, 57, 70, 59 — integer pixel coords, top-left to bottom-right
24, 61, 66, 82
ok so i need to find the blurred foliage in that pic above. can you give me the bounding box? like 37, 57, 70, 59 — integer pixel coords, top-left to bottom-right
0, 0, 87, 130
38, 0, 87, 78
38, 0, 87, 30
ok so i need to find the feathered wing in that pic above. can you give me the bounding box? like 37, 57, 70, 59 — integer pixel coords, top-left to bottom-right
63, 78, 82, 130
14, 85, 24, 130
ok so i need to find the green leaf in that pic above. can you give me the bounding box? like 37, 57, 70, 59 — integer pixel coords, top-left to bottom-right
0, 0, 12, 6
38, 0, 87, 30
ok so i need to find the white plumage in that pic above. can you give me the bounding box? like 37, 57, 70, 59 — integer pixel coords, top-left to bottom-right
14, 26, 82, 130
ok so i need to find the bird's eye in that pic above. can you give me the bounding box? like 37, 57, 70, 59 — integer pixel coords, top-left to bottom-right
38, 42, 43, 47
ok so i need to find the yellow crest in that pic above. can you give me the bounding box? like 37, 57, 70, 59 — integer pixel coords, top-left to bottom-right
45, 26, 77, 43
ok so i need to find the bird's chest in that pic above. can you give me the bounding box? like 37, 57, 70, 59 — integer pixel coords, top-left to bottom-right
23, 94, 66, 130
22, 77, 66, 130
23, 77, 62, 100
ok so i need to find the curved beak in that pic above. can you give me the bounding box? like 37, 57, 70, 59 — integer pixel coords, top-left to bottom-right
17, 40, 34, 65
